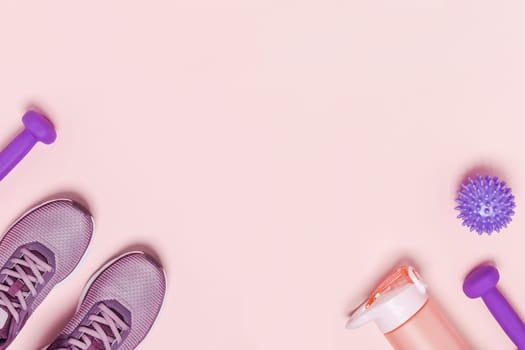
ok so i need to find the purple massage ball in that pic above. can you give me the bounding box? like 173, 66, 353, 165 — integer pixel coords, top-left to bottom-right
455, 175, 515, 235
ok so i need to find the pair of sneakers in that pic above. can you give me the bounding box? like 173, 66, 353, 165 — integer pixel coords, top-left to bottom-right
0, 199, 167, 350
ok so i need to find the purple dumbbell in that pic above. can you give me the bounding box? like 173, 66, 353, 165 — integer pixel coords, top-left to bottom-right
464, 265, 525, 349
0, 111, 56, 181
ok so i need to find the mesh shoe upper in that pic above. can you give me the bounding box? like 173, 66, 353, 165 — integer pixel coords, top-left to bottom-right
0, 199, 94, 348
47, 252, 166, 350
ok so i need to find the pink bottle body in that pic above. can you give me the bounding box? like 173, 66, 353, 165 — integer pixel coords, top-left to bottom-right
347, 266, 470, 349
385, 299, 469, 350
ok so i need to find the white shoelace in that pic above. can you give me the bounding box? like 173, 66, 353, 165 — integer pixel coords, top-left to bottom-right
0, 248, 52, 323
63, 304, 129, 350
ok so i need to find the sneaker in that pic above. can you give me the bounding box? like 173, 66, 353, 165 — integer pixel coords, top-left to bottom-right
46, 252, 167, 350
0, 199, 94, 349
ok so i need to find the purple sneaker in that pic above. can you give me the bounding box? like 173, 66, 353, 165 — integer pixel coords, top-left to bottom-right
0, 199, 94, 349
46, 252, 167, 350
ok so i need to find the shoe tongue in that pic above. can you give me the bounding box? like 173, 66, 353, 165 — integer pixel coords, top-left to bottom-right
86, 338, 105, 350
0, 306, 13, 341
0, 250, 49, 343
7, 250, 48, 299
83, 307, 125, 350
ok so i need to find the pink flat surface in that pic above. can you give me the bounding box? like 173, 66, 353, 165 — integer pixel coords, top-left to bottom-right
0, 1, 523, 349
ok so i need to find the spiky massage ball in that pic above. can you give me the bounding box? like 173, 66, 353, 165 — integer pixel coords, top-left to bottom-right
455, 175, 515, 235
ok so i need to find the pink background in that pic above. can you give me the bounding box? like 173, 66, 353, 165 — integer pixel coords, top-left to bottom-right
0, 1, 524, 349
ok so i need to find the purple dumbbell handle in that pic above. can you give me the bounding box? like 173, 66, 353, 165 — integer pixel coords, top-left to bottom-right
0, 130, 38, 181
483, 288, 525, 349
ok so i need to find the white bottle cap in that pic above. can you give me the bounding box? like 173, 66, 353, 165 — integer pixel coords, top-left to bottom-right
346, 266, 428, 333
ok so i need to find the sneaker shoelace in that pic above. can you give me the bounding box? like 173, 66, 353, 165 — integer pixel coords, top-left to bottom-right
61, 304, 129, 350
0, 248, 52, 323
